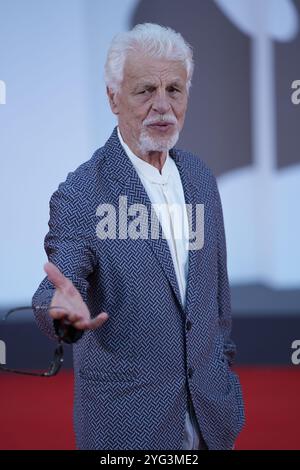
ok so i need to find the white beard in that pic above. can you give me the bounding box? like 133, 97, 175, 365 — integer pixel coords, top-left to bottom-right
138, 128, 179, 153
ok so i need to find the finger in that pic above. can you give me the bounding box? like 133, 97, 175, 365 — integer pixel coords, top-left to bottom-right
48, 308, 69, 321
64, 312, 83, 323
49, 308, 82, 324
88, 312, 109, 330
50, 310, 85, 326
44, 262, 69, 290
74, 312, 109, 330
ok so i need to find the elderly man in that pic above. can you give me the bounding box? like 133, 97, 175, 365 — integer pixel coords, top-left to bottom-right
32, 23, 245, 450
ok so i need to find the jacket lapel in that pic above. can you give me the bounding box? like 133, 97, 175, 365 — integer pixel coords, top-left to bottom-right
169, 148, 205, 317
103, 127, 201, 315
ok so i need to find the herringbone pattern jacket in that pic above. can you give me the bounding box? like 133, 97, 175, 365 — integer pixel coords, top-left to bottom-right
32, 126, 245, 450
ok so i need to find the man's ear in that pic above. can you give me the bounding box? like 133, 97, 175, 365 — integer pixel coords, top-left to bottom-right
106, 86, 119, 115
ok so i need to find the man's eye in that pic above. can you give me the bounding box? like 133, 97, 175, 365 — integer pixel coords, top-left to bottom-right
138, 88, 155, 95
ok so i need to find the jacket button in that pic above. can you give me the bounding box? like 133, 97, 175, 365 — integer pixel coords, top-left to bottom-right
186, 320, 192, 331
188, 367, 193, 379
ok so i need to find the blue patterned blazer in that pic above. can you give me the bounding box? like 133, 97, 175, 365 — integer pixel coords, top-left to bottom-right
32, 126, 245, 450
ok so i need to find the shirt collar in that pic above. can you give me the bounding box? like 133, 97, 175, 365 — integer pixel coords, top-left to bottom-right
117, 126, 172, 185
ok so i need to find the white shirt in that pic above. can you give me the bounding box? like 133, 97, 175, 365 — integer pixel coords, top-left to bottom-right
117, 126, 201, 450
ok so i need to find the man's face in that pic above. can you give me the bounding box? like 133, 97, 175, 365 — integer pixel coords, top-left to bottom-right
107, 54, 189, 154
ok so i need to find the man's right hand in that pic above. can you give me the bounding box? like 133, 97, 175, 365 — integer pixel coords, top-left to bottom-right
44, 261, 109, 330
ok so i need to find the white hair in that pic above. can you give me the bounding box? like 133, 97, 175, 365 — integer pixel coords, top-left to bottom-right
104, 23, 194, 94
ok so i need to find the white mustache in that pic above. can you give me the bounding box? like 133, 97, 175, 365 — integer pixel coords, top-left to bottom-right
143, 115, 177, 126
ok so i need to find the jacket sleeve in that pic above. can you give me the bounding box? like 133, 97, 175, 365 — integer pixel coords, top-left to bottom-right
212, 175, 237, 367
31, 182, 97, 342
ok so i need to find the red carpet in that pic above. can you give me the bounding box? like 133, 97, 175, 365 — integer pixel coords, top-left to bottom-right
0, 367, 299, 450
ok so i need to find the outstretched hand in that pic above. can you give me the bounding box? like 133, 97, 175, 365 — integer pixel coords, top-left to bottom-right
44, 261, 109, 330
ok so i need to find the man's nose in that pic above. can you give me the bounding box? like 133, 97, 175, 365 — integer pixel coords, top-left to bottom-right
152, 91, 171, 115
